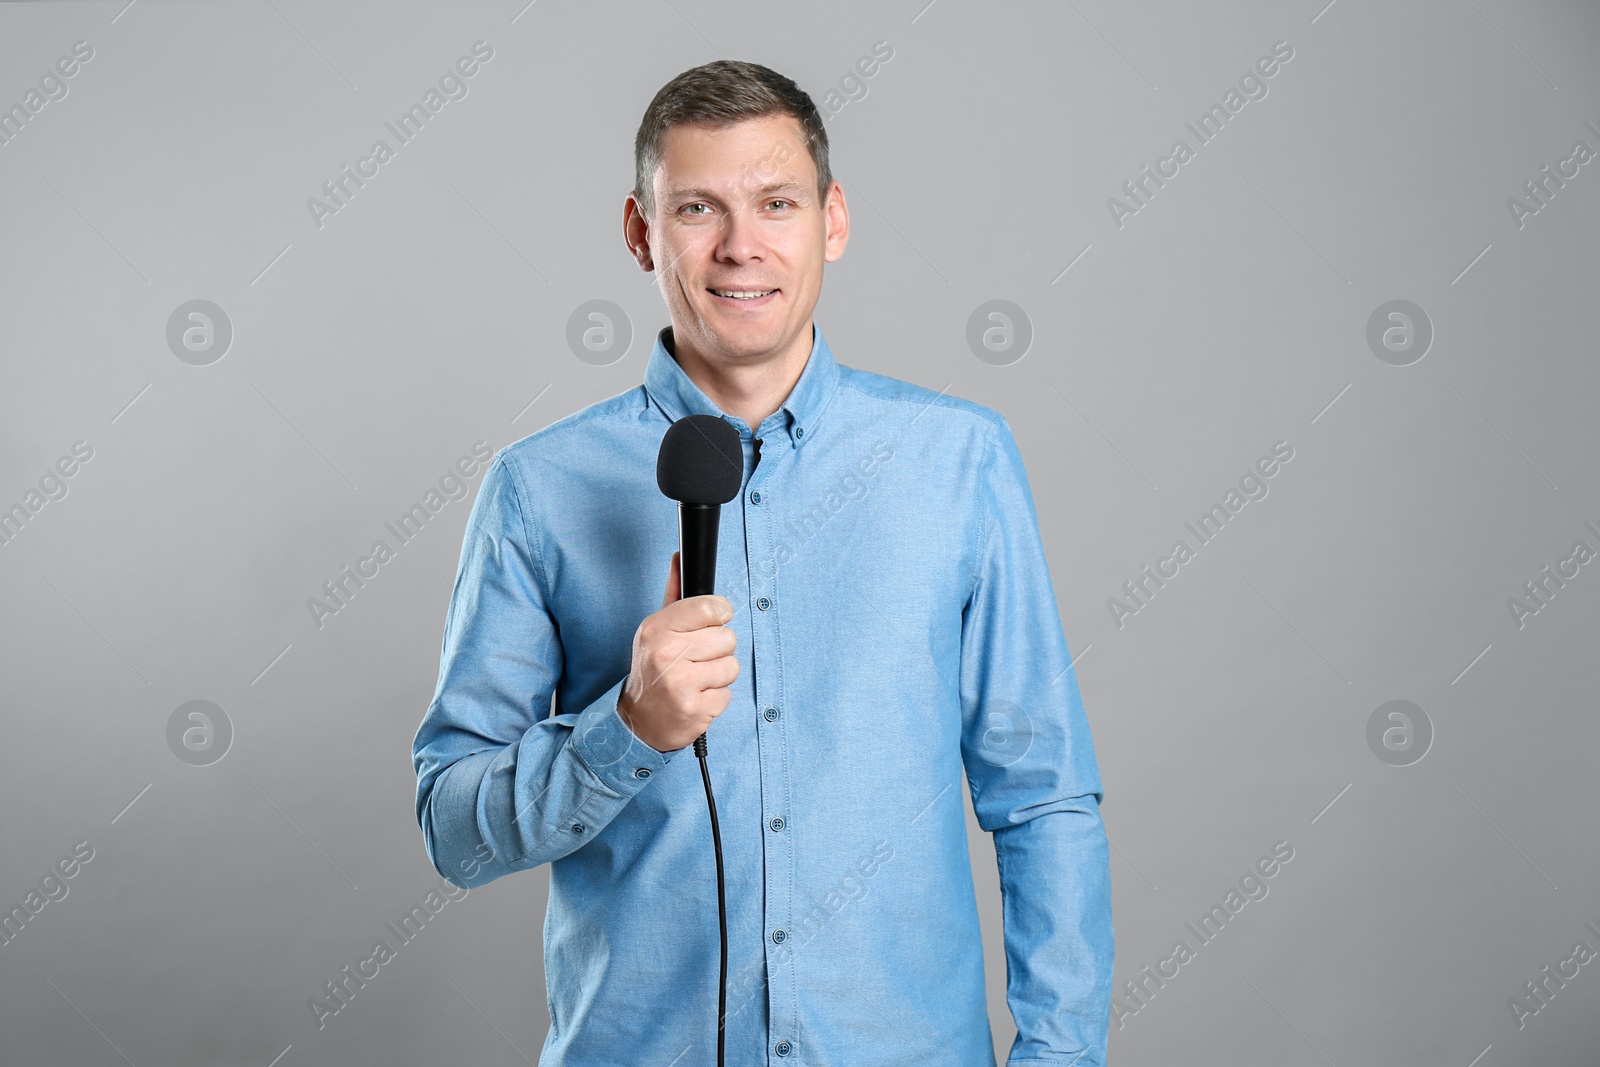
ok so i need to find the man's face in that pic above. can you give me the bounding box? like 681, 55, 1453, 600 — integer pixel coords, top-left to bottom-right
626, 112, 848, 367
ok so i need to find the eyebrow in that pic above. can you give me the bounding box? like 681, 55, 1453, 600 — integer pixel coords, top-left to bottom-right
663, 180, 810, 203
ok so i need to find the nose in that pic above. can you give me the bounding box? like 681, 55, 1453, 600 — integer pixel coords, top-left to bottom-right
715, 203, 765, 264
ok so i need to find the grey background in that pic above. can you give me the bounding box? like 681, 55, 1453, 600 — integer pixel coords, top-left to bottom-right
3, 0, 1598, 1064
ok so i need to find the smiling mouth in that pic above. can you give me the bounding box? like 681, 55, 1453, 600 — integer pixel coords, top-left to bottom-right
708, 288, 778, 300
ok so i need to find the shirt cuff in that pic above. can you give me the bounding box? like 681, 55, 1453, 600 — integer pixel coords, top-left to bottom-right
566, 672, 675, 795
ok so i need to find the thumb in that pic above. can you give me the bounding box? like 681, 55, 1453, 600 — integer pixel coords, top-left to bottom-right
662, 549, 681, 608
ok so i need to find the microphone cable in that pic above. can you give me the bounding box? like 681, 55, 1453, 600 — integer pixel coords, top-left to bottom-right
693, 732, 728, 1067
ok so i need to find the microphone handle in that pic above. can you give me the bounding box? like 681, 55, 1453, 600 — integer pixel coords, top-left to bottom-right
678, 502, 720, 597
679, 502, 720, 756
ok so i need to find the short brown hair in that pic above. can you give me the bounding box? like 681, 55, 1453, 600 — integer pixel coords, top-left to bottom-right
632, 59, 831, 222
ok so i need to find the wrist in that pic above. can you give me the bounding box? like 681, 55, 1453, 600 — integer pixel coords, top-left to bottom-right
616, 688, 660, 752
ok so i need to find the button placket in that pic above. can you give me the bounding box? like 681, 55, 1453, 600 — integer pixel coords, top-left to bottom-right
742, 438, 797, 1059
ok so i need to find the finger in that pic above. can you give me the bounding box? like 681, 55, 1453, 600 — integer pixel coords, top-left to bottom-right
707, 653, 740, 689
662, 550, 680, 609
664, 593, 734, 633
673, 624, 739, 666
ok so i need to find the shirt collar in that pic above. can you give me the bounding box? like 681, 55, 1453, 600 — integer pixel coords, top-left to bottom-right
642, 322, 840, 451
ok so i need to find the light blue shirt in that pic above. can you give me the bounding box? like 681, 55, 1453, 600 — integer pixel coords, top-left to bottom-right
412, 323, 1113, 1066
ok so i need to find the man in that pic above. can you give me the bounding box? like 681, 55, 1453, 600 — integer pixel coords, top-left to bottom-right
412, 59, 1112, 1066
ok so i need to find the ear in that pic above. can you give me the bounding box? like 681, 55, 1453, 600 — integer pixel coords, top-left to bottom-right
623, 193, 655, 271
822, 180, 849, 263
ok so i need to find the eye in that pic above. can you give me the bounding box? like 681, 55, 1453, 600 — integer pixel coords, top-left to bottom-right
768, 199, 793, 211
680, 203, 711, 216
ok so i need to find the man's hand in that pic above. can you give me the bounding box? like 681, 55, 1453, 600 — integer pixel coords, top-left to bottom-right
617, 550, 739, 752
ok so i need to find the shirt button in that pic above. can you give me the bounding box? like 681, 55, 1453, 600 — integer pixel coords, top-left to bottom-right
775, 1040, 792, 1057
633, 767, 651, 779
571, 823, 584, 834
750, 489, 762, 504
757, 596, 771, 611
772, 928, 788, 944
763, 707, 779, 722
795, 426, 804, 438
769, 816, 785, 832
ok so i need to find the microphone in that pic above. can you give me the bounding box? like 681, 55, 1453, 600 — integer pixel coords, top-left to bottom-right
654, 411, 742, 1067
656, 413, 743, 600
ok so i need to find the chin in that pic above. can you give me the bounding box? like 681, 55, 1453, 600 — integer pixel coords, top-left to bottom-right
717, 329, 781, 355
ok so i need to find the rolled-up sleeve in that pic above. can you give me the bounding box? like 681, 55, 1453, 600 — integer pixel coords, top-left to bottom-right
958, 417, 1114, 1067
412, 454, 671, 890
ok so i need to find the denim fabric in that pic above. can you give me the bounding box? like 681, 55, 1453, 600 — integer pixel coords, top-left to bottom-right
412, 323, 1112, 1066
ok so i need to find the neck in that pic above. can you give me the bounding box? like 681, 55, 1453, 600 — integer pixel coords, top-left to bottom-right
668, 323, 813, 431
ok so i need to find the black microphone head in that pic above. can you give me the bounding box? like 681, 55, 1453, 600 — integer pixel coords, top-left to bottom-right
657, 413, 743, 505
